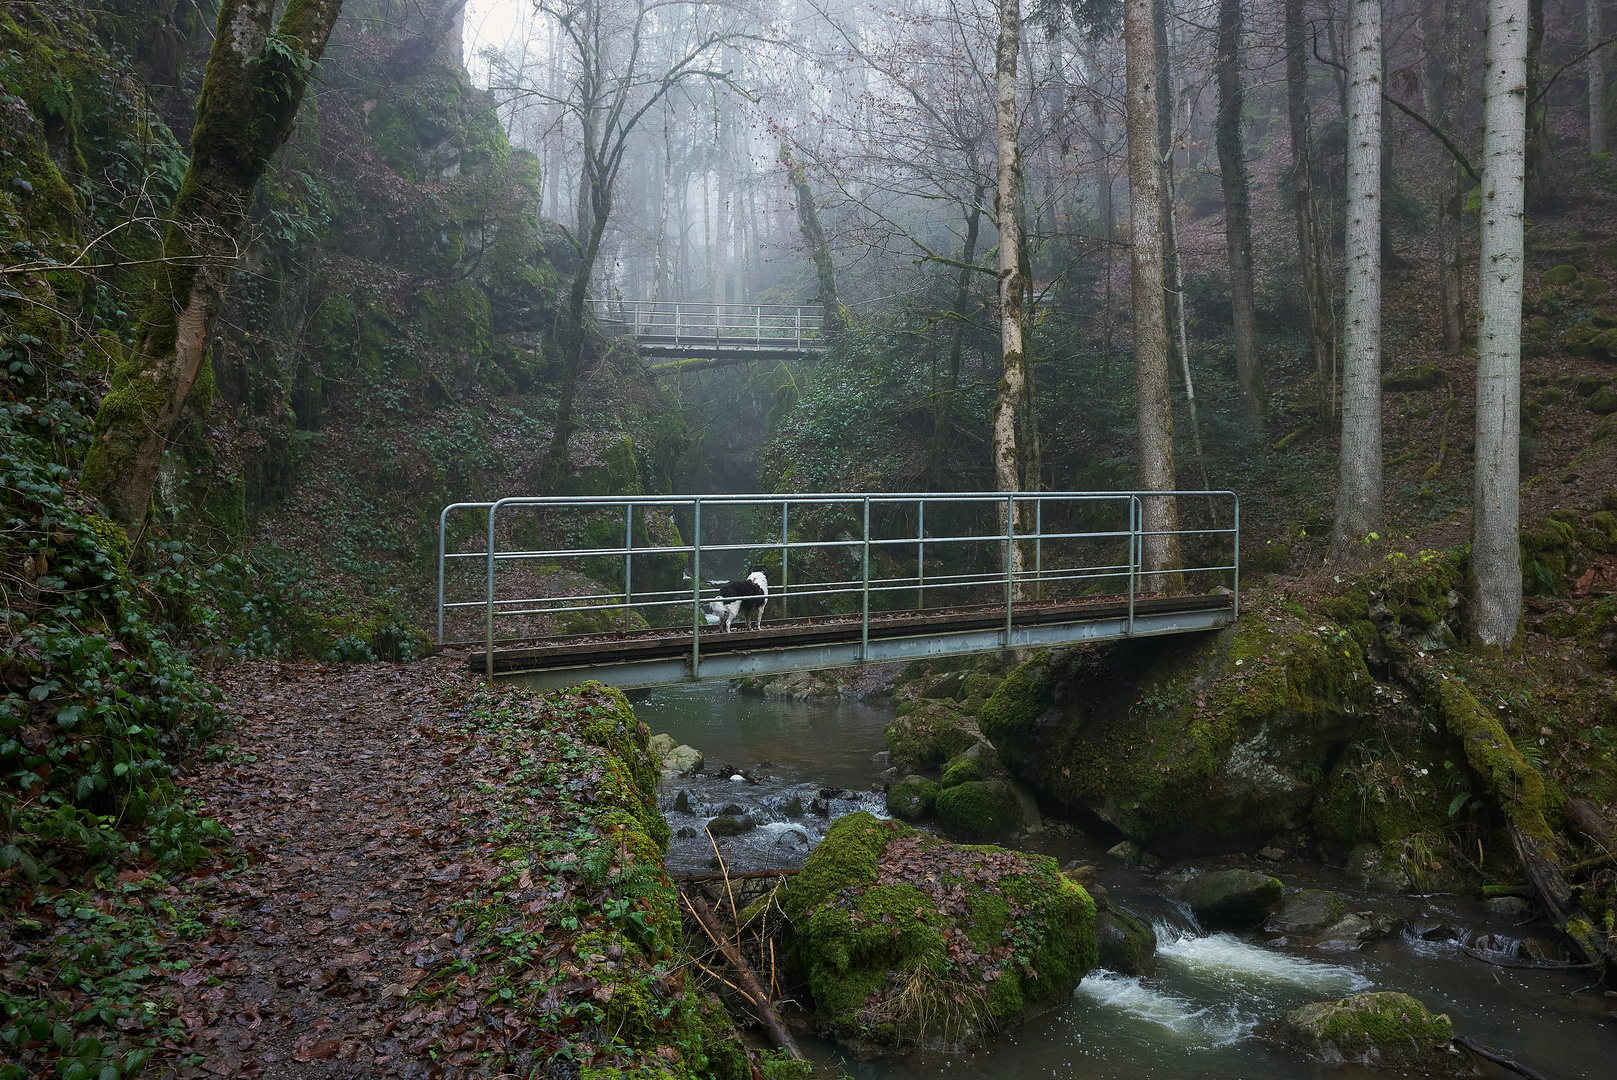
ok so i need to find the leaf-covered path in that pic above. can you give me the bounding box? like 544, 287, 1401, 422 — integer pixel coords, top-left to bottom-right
156, 658, 488, 1077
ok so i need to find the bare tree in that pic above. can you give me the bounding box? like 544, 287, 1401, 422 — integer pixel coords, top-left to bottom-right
1286, 0, 1338, 417
1215, 0, 1262, 426
1330, 0, 1383, 563
1124, 0, 1183, 587
1592, 0, 1609, 155
992, 0, 1029, 501
83, 0, 345, 529
1472, 0, 1528, 647
511, 0, 741, 484
1428, 0, 1472, 354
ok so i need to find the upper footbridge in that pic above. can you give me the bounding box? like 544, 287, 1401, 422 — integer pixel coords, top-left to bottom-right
438, 491, 1241, 691
588, 299, 827, 367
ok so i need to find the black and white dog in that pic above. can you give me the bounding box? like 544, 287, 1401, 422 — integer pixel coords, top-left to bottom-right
704, 566, 769, 632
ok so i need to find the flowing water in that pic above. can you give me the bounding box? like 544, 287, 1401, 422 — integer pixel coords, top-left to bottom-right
628, 683, 1617, 1079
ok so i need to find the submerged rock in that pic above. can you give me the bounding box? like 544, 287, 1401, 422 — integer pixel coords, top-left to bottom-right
1268, 889, 1348, 935
1177, 869, 1282, 928
1278, 991, 1477, 1075
663, 744, 704, 777
1486, 895, 1531, 918
781, 812, 1097, 1053
935, 779, 1022, 838
885, 775, 938, 821
1095, 906, 1157, 975
1315, 912, 1404, 949
706, 814, 755, 836
1106, 840, 1144, 866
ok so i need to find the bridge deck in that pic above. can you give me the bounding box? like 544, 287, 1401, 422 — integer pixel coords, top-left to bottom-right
470, 593, 1233, 690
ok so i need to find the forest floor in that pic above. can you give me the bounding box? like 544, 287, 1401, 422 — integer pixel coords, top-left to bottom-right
135, 658, 492, 1078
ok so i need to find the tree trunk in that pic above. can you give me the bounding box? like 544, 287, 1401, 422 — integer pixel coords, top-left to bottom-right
1216, 0, 1264, 425
1433, 0, 1471, 354
928, 191, 985, 487
1472, 0, 1527, 648
1526, 0, 1552, 203
83, 0, 344, 529
992, 0, 1028, 504
1125, 0, 1184, 590
1286, 0, 1339, 420
1330, 0, 1384, 564
781, 144, 841, 336
1592, 0, 1609, 155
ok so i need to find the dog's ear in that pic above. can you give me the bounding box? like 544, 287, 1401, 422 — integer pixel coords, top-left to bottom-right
748, 564, 769, 575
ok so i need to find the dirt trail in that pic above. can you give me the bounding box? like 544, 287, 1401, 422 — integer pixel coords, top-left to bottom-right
155, 658, 481, 1078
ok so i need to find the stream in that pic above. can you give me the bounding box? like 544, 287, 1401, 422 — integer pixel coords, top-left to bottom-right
629, 683, 1617, 1079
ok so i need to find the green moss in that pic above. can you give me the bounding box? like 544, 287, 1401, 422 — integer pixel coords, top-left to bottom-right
886, 775, 938, 821
1095, 906, 1157, 975
885, 702, 984, 772
782, 813, 1095, 1051
1521, 518, 1578, 597
936, 780, 1021, 839
1542, 264, 1579, 286
1283, 991, 1454, 1067
1381, 364, 1446, 391
1434, 679, 1553, 842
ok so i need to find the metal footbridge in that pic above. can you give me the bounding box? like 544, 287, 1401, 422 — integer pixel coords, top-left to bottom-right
437, 491, 1240, 691
589, 300, 826, 367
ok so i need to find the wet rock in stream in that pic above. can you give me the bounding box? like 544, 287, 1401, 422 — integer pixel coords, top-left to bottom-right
1277, 991, 1479, 1075
1268, 889, 1349, 935
1177, 869, 1284, 928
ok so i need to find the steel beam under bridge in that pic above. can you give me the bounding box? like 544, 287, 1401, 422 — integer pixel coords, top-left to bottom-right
437, 490, 1241, 691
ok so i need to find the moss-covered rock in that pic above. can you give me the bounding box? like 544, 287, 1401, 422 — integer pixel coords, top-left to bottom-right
1381, 364, 1446, 391
1589, 385, 1617, 415
781, 812, 1096, 1052
1278, 992, 1475, 1075
1541, 264, 1579, 286
979, 610, 1372, 853
1177, 869, 1283, 928
885, 775, 938, 821
936, 780, 1022, 838
885, 701, 988, 773
1095, 905, 1157, 975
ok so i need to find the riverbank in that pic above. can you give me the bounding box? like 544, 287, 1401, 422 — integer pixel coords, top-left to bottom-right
0, 658, 795, 1079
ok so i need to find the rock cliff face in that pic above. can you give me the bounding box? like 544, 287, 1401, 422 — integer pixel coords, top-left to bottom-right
977, 607, 1372, 853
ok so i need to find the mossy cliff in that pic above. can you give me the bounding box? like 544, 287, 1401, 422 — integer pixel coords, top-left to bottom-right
977, 605, 1373, 853
780, 811, 1096, 1052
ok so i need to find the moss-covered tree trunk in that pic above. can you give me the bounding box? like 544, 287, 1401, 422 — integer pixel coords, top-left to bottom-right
781, 144, 841, 338
83, 0, 344, 530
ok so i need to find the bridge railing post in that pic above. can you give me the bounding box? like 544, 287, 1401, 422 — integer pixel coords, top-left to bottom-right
916, 499, 925, 612
779, 501, 789, 622
1232, 493, 1241, 618
1127, 495, 1139, 636
861, 497, 870, 662
624, 503, 633, 632
691, 498, 701, 680
1005, 494, 1015, 646
485, 499, 503, 679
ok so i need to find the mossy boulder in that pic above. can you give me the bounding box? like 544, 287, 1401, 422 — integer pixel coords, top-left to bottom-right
1575, 375, 1610, 397
1177, 869, 1282, 928
1589, 386, 1617, 415
978, 611, 1372, 853
936, 780, 1022, 838
1278, 992, 1475, 1075
1381, 364, 1446, 391
886, 701, 988, 773
1268, 889, 1349, 935
1541, 264, 1579, 286
781, 812, 1096, 1052
1583, 277, 1609, 300
1095, 905, 1157, 975
886, 775, 938, 821
940, 741, 1004, 789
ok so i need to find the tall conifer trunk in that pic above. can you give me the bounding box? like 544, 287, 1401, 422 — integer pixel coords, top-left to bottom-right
1472, 0, 1529, 647
1330, 0, 1384, 563
1216, 0, 1263, 425
1286, 0, 1338, 419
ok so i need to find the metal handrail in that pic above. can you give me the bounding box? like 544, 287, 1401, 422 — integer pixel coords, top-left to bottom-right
588, 299, 828, 351
439, 491, 1240, 679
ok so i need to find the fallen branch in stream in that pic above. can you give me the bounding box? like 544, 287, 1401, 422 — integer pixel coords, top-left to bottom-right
1459, 945, 1600, 971
1452, 1036, 1552, 1080
681, 889, 804, 1061
672, 869, 800, 884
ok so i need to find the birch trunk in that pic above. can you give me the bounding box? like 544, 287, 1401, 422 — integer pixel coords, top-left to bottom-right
1592, 0, 1608, 155
1286, 0, 1339, 418
992, 0, 1027, 502
1216, 0, 1264, 426
1330, 0, 1384, 563
1472, 0, 1528, 648
1125, 0, 1184, 589
83, 0, 344, 529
